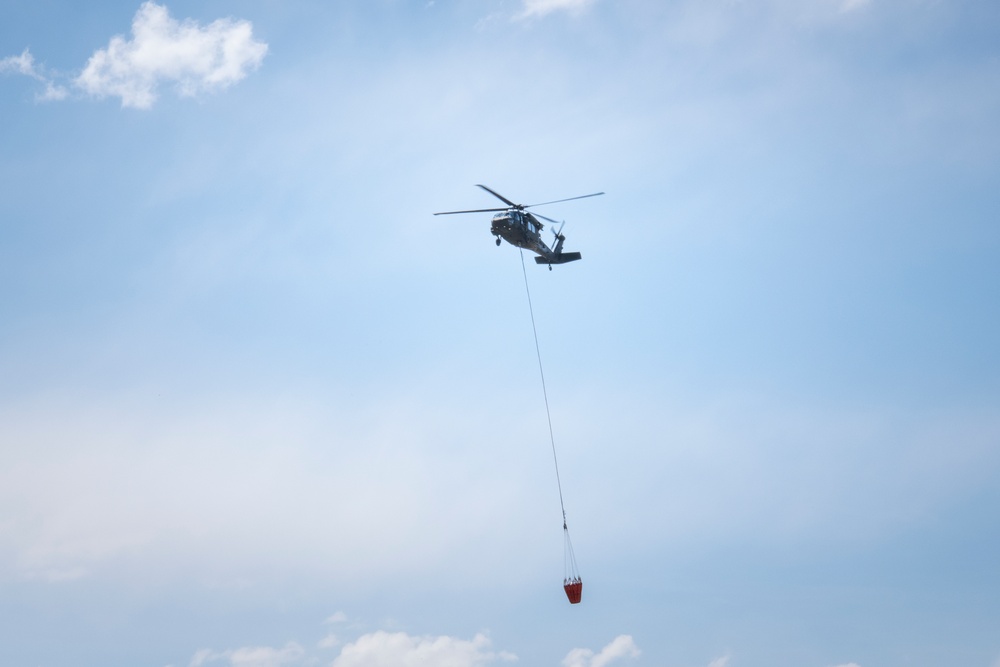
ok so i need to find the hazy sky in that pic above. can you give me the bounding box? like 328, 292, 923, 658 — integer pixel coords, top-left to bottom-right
2, 1, 999, 666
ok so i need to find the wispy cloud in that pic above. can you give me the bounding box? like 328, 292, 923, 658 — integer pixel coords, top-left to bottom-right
562, 635, 640, 667
840, 0, 871, 12
318, 612, 348, 650
325, 611, 349, 625
708, 656, 731, 667
0, 49, 36, 77
75, 1, 267, 108
516, 0, 597, 20
0, 48, 69, 101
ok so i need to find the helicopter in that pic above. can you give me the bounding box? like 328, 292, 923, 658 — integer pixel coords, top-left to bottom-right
435, 185, 603, 269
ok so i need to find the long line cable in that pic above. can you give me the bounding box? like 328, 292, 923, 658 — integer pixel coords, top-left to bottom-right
519, 249, 568, 530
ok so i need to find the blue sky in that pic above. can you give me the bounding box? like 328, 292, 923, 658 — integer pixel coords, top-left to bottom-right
2, 1, 999, 666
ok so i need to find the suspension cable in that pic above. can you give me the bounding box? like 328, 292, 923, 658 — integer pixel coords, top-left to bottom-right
519, 249, 568, 529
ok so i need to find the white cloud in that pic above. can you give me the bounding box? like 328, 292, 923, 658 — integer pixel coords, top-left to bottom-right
0, 48, 69, 101
516, 0, 597, 20
707, 656, 730, 667
830, 664, 861, 667
331, 631, 516, 667
74, 1, 267, 109
190, 642, 305, 667
562, 635, 640, 667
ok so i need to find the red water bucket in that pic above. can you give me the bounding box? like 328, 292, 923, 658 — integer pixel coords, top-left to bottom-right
563, 578, 583, 604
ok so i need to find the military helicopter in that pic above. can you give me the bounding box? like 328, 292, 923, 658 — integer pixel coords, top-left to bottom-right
435, 185, 603, 269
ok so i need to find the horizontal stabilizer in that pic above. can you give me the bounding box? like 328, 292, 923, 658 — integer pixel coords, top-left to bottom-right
535, 252, 582, 265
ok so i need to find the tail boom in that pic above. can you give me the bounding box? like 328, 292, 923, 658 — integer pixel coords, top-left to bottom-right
535, 252, 582, 266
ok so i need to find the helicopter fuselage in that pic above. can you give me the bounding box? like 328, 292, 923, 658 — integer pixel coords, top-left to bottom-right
491, 210, 581, 265
491, 210, 543, 251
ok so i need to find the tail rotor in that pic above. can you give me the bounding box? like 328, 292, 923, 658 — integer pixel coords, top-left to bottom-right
552, 220, 567, 254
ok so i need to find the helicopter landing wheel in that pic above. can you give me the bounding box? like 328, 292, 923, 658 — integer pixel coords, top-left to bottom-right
549, 264, 553, 271
495, 237, 501, 246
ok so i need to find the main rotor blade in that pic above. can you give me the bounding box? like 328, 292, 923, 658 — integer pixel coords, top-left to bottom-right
434, 207, 507, 215
533, 212, 561, 225
526, 192, 604, 208
475, 184, 520, 208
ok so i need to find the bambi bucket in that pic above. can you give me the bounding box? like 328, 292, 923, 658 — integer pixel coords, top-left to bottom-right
563, 579, 583, 604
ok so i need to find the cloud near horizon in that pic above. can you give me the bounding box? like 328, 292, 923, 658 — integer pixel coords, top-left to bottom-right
331, 631, 517, 667
191, 630, 647, 667
562, 635, 640, 667
194, 630, 517, 667
190, 642, 305, 667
